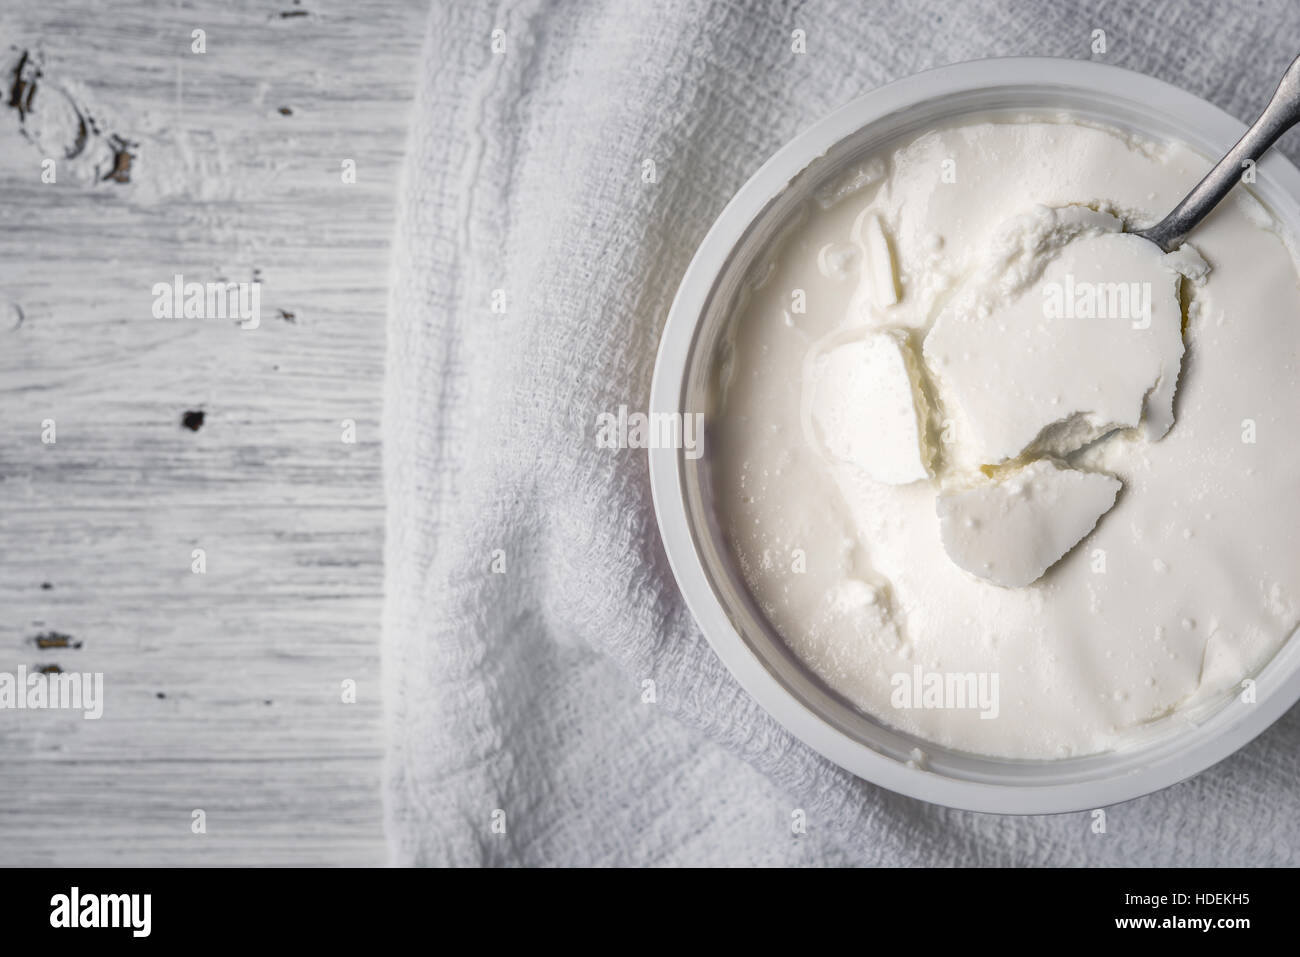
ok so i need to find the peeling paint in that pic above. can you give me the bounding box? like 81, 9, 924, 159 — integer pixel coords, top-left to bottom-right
32, 631, 82, 650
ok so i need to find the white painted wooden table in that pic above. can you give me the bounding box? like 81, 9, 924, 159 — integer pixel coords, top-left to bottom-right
0, 0, 427, 865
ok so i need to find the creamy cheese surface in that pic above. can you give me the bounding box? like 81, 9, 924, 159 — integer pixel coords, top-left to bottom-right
711, 118, 1300, 759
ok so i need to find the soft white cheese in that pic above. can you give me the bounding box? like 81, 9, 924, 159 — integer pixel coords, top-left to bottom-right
710, 118, 1300, 758
923, 207, 1189, 467
936, 460, 1121, 588
804, 330, 931, 485
851, 209, 900, 312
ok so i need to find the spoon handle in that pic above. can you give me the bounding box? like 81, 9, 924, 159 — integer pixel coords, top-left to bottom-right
1138, 53, 1300, 252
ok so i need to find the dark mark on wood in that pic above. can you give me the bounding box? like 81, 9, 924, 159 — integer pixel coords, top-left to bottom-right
276, 309, 296, 323
181, 409, 205, 431
40, 582, 52, 590
156, 692, 166, 699
37, 664, 62, 675
103, 133, 135, 183
6, 49, 136, 185
278, 9, 310, 17
66, 111, 88, 159
32, 631, 82, 650
7, 49, 39, 120
278, 106, 293, 116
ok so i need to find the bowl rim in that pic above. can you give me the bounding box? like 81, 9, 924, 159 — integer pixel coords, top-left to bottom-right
648, 55, 1300, 815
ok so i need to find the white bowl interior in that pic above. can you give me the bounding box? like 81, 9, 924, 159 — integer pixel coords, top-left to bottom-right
653, 60, 1300, 812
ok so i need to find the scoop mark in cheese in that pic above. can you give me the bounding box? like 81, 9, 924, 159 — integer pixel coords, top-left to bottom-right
851, 210, 900, 312
922, 206, 1197, 466
815, 156, 888, 210
936, 459, 1121, 588
805, 330, 932, 485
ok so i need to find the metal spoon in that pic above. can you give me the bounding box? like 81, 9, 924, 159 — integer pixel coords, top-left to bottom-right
1136, 53, 1300, 252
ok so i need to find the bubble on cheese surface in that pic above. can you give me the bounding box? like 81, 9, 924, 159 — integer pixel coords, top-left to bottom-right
805, 330, 931, 485
923, 206, 1190, 466
936, 459, 1121, 588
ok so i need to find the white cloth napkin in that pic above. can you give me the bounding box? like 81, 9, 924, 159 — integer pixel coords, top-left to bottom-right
384, 0, 1300, 866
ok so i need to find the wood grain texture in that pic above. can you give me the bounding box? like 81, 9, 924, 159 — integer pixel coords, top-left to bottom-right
0, 0, 427, 865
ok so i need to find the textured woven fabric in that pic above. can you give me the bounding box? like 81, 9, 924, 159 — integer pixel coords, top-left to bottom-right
384, 0, 1300, 866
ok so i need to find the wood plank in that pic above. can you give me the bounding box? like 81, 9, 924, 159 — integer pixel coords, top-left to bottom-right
0, 0, 427, 865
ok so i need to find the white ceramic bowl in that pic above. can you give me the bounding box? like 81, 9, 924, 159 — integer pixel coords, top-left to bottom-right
648, 57, 1300, 814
